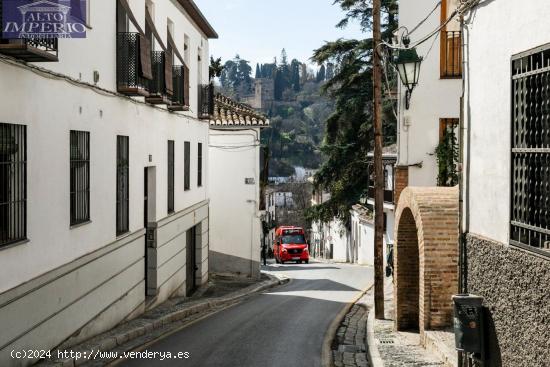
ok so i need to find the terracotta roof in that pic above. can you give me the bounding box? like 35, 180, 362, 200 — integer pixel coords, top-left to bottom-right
210, 94, 269, 128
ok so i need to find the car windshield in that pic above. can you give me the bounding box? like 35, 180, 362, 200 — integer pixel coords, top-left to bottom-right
281, 234, 305, 244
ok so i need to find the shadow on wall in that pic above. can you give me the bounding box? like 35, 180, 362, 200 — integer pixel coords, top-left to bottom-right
475, 307, 502, 367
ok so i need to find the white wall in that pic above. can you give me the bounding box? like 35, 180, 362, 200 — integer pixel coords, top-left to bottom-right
42, 0, 210, 119
464, 0, 550, 244
351, 210, 392, 267
208, 129, 262, 276
0, 0, 211, 295
398, 0, 462, 186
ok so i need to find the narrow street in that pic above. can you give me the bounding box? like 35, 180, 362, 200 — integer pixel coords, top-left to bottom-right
119, 261, 373, 367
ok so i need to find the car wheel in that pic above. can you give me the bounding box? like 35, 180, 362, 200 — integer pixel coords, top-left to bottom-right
281, 260, 285, 264
297, 260, 302, 264
305, 260, 309, 264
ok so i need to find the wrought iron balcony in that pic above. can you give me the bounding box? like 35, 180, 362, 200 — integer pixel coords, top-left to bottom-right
368, 186, 394, 204
0, 2, 59, 62
198, 83, 214, 119
168, 65, 187, 111
441, 31, 462, 78
116, 32, 150, 97
145, 51, 172, 105
0, 37, 59, 62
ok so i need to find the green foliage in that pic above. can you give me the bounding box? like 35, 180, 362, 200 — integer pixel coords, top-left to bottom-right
219, 55, 253, 96
435, 127, 459, 187
209, 56, 223, 81
316, 64, 326, 83
306, 0, 398, 226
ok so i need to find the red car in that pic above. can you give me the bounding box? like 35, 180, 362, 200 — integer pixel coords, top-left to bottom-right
273, 226, 309, 264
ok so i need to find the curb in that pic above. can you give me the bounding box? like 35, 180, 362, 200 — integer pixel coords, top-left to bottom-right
321, 283, 374, 367
366, 308, 384, 367
43, 273, 289, 366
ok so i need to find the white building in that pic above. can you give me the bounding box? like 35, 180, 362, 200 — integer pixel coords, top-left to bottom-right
309, 187, 350, 261
397, 0, 462, 189
460, 1, 550, 365
349, 147, 396, 266
0, 0, 216, 364
209, 94, 269, 278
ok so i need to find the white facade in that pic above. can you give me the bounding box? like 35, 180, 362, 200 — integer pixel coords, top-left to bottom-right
0, 0, 215, 364
208, 127, 263, 278
398, 0, 462, 187
463, 0, 550, 243
350, 205, 392, 267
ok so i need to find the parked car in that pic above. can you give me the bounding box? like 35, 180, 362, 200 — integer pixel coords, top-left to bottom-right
273, 226, 309, 264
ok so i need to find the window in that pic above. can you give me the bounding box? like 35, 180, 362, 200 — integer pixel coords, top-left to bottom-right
511, 45, 550, 257
436, 118, 459, 187
168, 140, 175, 214
0, 123, 26, 247
184, 141, 190, 190
440, 0, 462, 78
116, 136, 129, 235
197, 142, 203, 187
70, 130, 90, 226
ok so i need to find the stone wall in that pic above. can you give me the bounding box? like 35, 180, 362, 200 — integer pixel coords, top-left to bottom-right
466, 233, 550, 367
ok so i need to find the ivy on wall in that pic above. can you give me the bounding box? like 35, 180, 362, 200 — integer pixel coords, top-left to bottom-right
435, 126, 459, 187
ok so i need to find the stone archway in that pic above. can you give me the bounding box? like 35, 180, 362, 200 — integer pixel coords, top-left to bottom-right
393, 186, 459, 338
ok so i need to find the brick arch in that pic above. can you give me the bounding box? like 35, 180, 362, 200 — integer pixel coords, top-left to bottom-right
393, 186, 459, 338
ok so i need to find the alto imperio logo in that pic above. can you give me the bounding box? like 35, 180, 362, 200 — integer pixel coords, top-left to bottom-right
2, 0, 87, 38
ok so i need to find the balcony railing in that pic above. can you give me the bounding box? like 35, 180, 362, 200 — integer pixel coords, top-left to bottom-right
0, 1, 58, 62
368, 186, 394, 204
116, 32, 149, 97
198, 83, 214, 119
145, 51, 171, 105
441, 31, 462, 78
0, 37, 59, 62
168, 65, 187, 111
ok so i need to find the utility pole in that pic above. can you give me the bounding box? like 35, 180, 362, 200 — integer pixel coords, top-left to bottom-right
373, 0, 385, 319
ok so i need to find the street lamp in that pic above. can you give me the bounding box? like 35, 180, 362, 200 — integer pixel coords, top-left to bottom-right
394, 47, 423, 109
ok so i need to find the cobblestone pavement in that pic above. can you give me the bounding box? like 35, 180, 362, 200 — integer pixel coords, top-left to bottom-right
371, 281, 444, 367
332, 293, 370, 367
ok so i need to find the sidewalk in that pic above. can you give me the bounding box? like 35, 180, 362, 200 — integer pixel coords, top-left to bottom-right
366, 279, 455, 367
38, 272, 288, 367
330, 276, 456, 367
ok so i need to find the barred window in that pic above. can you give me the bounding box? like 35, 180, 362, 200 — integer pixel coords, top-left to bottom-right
184, 141, 190, 191
70, 131, 90, 226
116, 136, 129, 235
0, 123, 26, 247
168, 140, 175, 214
197, 142, 202, 187
511, 45, 550, 257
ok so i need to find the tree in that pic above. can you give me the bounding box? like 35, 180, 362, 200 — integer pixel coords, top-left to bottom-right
209, 56, 223, 81
316, 64, 326, 83
291, 59, 302, 92
306, 0, 398, 226
219, 55, 253, 96
326, 62, 335, 80
255, 63, 261, 78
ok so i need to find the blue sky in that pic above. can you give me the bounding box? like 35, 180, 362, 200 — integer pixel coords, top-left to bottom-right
194, 0, 365, 68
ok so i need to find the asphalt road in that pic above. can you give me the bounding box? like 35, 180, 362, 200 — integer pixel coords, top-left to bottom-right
120, 260, 373, 367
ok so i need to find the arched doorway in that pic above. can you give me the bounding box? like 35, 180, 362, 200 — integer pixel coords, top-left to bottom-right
393, 186, 459, 338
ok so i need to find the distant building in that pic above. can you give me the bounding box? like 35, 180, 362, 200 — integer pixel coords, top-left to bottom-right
243, 78, 274, 110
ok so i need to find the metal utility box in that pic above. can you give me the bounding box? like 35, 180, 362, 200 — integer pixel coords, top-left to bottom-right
452, 294, 484, 355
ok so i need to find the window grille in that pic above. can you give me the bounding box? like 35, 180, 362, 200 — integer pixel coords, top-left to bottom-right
116, 136, 129, 235
197, 142, 202, 187
511, 45, 550, 256
70, 130, 90, 226
168, 140, 174, 213
184, 141, 190, 191
0, 123, 26, 247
